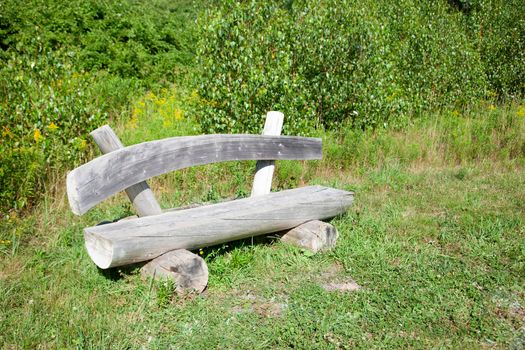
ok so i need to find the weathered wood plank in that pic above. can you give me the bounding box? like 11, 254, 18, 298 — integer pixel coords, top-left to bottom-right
84, 185, 353, 269
68, 134, 322, 215
90, 125, 162, 217
251, 111, 284, 197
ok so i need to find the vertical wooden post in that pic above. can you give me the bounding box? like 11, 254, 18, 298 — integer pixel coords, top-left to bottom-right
90, 125, 162, 217
251, 111, 284, 197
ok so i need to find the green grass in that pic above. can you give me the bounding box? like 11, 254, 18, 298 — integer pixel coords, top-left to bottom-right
1, 104, 525, 348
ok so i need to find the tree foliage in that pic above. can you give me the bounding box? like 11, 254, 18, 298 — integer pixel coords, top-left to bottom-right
194, 0, 524, 134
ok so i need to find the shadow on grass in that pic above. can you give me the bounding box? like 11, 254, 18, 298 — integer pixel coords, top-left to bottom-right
97, 261, 146, 281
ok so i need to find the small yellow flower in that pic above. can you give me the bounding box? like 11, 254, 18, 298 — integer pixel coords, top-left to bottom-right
451, 110, 460, 117
155, 97, 166, 106
488, 104, 496, 111
174, 108, 183, 120
517, 106, 525, 118
34, 129, 43, 142
76, 138, 87, 150
128, 115, 138, 129
199, 249, 204, 255
190, 89, 199, 100
47, 122, 58, 131
2, 126, 13, 138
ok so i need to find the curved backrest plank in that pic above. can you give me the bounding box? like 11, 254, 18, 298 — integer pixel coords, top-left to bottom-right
67, 134, 322, 215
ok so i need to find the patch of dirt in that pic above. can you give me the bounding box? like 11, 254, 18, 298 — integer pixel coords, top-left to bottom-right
230, 293, 288, 318
321, 280, 361, 292
252, 301, 287, 318
318, 263, 362, 293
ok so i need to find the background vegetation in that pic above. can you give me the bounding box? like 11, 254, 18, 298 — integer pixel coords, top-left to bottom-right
195, 0, 524, 134
1, 0, 524, 348
0, 0, 202, 211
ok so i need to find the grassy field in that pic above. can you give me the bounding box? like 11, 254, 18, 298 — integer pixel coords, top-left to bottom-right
1, 102, 524, 349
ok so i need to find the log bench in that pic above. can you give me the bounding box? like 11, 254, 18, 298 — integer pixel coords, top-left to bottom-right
67, 112, 354, 292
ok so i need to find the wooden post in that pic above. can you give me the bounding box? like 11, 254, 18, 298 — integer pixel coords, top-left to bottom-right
90, 125, 162, 217
251, 111, 284, 197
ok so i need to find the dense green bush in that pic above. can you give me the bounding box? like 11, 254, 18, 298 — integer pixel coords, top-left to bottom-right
461, 0, 525, 97
0, 0, 202, 213
0, 0, 198, 82
193, 0, 523, 134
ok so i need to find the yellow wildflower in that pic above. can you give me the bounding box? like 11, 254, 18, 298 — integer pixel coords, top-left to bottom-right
128, 115, 138, 129
34, 129, 43, 142
155, 97, 166, 106
174, 108, 183, 120
517, 106, 525, 118
190, 89, 199, 100
488, 104, 496, 111
451, 110, 460, 117
47, 122, 58, 131
2, 126, 13, 138
79, 139, 87, 150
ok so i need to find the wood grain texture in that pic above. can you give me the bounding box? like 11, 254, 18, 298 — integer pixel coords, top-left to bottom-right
281, 220, 338, 253
90, 125, 162, 217
251, 111, 284, 197
140, 249, 208, 294
84, 185, 353, 268
68, 134, 322, 215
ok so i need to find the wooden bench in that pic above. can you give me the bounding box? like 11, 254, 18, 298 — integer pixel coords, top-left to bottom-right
67, 112, 354, 291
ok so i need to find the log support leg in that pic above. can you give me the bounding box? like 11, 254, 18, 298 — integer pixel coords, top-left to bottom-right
281, 220, 338, 253
140, 249, 208, 294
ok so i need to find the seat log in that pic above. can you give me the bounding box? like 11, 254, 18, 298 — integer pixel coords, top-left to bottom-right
84, 185, 353, 269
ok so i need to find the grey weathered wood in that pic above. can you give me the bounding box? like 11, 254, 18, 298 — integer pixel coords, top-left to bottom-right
281, 220, 338, 253
251, 111, 284, 197
141, 249, 208, 294
90, 125, 162, 217
84, 185, 353, 269
67, 134, 322, 215
91, 126, 208, 294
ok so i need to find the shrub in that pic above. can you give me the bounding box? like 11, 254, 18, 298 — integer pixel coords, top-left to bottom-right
193, 0, 522, 134
0, 0, 203, 213
459, 0, 525, 98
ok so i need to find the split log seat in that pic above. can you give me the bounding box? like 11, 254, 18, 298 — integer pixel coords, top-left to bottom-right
84, 186, 353, 268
